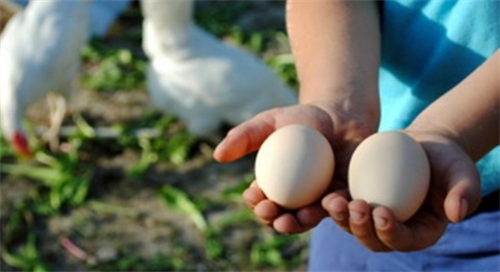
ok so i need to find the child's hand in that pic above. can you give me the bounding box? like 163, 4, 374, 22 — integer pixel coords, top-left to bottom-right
214, 102, 377, 234
322, 130, 482, 251
242, 181, 331, 233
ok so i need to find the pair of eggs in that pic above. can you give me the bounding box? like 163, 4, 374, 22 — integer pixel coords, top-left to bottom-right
255, 124, 430, 221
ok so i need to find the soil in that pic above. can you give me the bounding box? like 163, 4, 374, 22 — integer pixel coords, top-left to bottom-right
0, 0, 22, 33
0, 1, 310, 271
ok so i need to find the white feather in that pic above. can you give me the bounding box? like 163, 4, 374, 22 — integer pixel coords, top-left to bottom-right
0, 0, 92, 145
140, 0, 297, 136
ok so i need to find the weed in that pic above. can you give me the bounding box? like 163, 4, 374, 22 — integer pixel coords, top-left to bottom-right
81, 39, 147, 92
0, 2, 307, 271
159, 184, 208, 232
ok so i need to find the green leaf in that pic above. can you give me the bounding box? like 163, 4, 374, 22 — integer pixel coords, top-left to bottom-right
222, 173, 254, 199
81, 42, 146, 92
0, 164, 65, 187
205, 233, 224, 260
73, 113, 96, 138
69, 170, 93, 206
87, 200, 140, 218
0, 133, 14, 158
1, 234, 49, 271
159, 185, 207, 232
22, 234, 39, 261
249, 32, 264, 54
250, 233, 306, 267
1, 247, 29, 268
164, 132, 196, 165
33, 263, 51, 272
35, 152, 62, 169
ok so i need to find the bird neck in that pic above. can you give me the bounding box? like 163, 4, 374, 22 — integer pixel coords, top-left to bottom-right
27, 0, 93, 16
140, 0, 194, 33
0, 96, 25, 142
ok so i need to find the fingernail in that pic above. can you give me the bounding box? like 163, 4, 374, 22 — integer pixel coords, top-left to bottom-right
374, 215, 387, 229
212, 140, 226, 160
215, 140, 225, 150
333, 212, 345, 221
349, 210, 363, 223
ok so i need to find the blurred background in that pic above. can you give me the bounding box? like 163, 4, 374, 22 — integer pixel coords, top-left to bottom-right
0, 0, 307, 271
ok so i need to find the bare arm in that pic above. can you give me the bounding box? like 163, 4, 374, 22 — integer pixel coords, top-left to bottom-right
214, 0, 382, 164
213, 0, 384, 234
287, 0, 381, 127
409, 49, 500, 161
327, 50, 500, 251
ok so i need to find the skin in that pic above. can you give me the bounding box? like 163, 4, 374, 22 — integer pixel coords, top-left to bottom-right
213, 0, 499, 252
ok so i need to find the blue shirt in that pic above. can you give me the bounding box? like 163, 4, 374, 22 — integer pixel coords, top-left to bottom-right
309, 1, 499, 271
378, 0, 499, 196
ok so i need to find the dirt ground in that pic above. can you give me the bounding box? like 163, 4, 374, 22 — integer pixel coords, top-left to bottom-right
0, 1, 310, 271
0, 0, 22, 33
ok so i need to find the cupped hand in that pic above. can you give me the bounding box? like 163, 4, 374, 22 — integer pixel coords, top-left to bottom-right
213, 103, 377, 234
322, 130, 482, 251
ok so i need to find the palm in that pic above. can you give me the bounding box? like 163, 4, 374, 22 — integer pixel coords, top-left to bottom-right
214, 103, 377, 233
322, 131, 482, 251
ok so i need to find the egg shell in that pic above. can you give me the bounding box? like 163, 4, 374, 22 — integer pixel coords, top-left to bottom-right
348, 131, 430, 221
255, 125, 334, 210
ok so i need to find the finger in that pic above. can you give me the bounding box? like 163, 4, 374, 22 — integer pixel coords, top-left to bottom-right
273, 213, 307, 234
213, 112, 277, 163
322, 190, 351, 232
243, 182, 266, 208
348, 200, 391, 251
253, 199, 282, 225
372, 205, 445, 252
443, 162, 481, 223
295, 202, 328, 229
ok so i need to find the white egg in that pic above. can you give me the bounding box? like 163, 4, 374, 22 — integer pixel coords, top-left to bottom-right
255, 124, 334, 209
349, 131, 430, 221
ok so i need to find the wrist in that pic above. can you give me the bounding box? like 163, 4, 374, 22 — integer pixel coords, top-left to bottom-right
299, 85, 381, 133
301, 98, 380, 143
408, 106, 498, 162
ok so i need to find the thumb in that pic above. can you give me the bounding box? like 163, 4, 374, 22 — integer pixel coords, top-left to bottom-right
443, 160, 481, 223
213, 113, 277, 163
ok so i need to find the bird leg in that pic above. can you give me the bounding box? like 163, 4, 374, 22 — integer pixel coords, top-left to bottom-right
43, 92, 66, 151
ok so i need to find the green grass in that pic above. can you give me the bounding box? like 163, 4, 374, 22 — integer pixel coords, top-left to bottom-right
0, 2, 306, 271
195, 1, 254, 37
81, 38, 147, 92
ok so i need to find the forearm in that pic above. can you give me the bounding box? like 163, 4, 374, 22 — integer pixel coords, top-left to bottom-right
286, 0, 381, 122
409, 49, 500, 161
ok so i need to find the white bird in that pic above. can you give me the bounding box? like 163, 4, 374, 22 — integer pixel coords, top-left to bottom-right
6, 0, 131, 37
139, 0, 297, 137
0, 0, 92, 156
